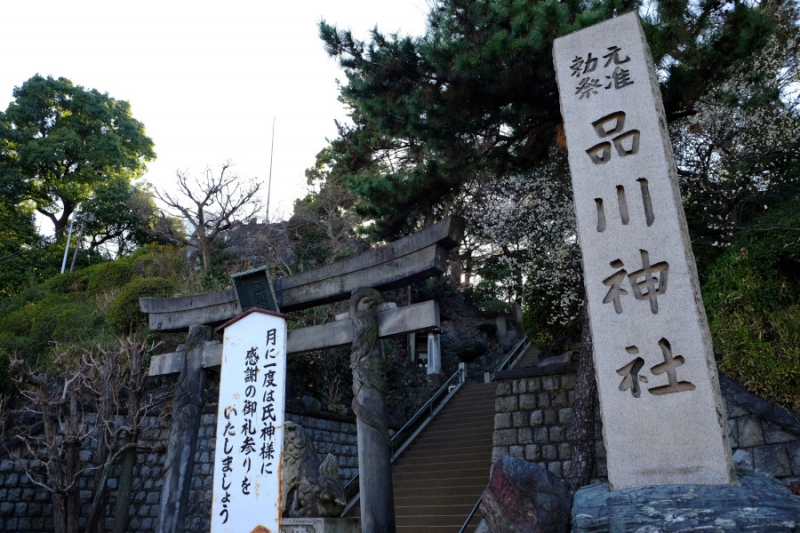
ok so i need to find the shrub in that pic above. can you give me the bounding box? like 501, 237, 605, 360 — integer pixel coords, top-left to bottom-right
86, 261, 134, 295
108, 277, 175, 334
455, 339, 487, 363
703, 193, 800, 414
0, 293, 108, 364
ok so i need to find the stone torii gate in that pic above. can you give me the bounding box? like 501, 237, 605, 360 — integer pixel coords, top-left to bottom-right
140, 217, 464, 533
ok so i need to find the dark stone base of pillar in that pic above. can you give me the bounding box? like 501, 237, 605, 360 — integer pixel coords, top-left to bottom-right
572, 470, 800, 532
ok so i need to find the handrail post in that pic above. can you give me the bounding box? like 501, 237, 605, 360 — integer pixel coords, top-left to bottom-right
458, 362, 467, 384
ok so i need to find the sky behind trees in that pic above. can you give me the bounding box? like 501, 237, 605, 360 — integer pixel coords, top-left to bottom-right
0, 0, 428, 229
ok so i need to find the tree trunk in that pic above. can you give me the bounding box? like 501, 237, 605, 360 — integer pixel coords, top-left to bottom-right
565, 307, 597, 492
112, 448, 136, 533
113, 347, 145, 533
65, 390, 82, 533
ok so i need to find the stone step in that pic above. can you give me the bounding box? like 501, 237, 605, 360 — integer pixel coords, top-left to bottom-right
394, 451, 491, 466
397, 512, 484, 527
388, 380, 496, 531
393, 457, 489, 472
393, 483, 487, 499
394, 493, 483, 507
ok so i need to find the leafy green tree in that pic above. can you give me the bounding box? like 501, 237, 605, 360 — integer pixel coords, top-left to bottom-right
81, 178, 162, 257
315, 0, 797, 489
318, 0, 786, 241
0, 75, 155, 238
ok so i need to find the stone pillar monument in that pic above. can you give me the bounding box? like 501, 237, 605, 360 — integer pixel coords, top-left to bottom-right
349, 288, 396, 533
553, 12, 735, 490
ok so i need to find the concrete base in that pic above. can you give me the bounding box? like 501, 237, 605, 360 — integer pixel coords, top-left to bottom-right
572, 470, 800, 532
281, 517, 360, 533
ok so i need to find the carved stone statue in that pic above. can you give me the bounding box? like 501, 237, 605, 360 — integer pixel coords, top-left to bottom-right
282, 421, 346, 518
348, 287, 396, 532
348, 287, 390, 444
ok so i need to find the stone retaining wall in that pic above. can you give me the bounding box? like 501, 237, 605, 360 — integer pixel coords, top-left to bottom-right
493, 363, 800, 485
492, 363, 607, 481
0, 401, 358, 533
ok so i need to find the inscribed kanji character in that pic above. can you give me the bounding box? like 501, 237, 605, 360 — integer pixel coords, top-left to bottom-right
602, 259, 628, 314
266, 328, 277, 346
245, 347, 259, 366
263, 368, 276, 387
241, 418, 256, 435
648, 338, 695, 395
261, 462, 273, 475
605, 66, 634, 90
243, 400, 257, 417
242, 476, 251, 495
223, 438, 233, 455
261, 424, 276, 439
241, 436, 256, 455
602, 45, 630, 67
221, 455, 234, 472
585, 111, 640, 163
628, 250, 669, 314
616, 346, 646, 398
245, 385, 256, 398
244, 366, 258, 383
223, 406, 237, 420
260, 441, 275, 460
243, 456, 251, 473
576, 77, 602, 99
263, 389, 275, 403
222, 421, 236, 436
261, 403, 276, 422
221, 490, 231, 503
219, 508, 229, 524
221, 477, 231, 491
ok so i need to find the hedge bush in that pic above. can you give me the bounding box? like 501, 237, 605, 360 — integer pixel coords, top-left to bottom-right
108, 277, 176, 334
703, 194, 800, 414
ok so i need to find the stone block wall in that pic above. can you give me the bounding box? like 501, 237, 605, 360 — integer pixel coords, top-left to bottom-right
492, 364, 800, 485
0, 400, 358, 533
720, 374, 800, 482
492, 363, 607, 480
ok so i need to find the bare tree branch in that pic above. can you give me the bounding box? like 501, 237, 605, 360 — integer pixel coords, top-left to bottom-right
154, 162, 262, 270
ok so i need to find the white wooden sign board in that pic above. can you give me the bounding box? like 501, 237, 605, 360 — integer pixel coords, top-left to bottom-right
211, 309, 289, 533
553, 12, 734, 489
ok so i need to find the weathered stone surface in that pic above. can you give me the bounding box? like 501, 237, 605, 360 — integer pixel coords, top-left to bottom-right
480, 455, 572, 533
553, 12, 733, 489
141, 216, 463, 330
572, 471, 800, 533
149, 300, 441, 376
754, 444, 793, 478
281, 517, 360, 533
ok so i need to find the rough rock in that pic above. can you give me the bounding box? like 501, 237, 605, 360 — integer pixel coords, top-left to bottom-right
480, 455, 572, 533
572, 470, 800, 532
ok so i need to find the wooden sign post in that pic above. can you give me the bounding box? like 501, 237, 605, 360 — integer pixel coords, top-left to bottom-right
211, 308, 295, 533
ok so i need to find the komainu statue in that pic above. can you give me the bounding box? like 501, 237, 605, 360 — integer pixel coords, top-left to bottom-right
282, 421, 347, 518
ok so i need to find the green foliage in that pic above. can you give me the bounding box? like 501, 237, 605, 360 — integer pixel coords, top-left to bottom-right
0, 292, 108, 363
478, 299, 511, 317
455, 339, 487, 363
317, 0, 787, 241
86, 262, 135, 295
414, 276, 458, 302
703, 193, 800, 413
0, 75, 155, 238
107, 277, 175, 334
0, 244, 193, 375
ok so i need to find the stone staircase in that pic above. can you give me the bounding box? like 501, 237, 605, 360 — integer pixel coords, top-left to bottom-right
392, 382, 497, 532
345, 343, 539, 531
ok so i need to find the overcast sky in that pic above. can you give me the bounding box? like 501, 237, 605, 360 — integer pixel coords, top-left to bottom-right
1, 1, 429, 228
